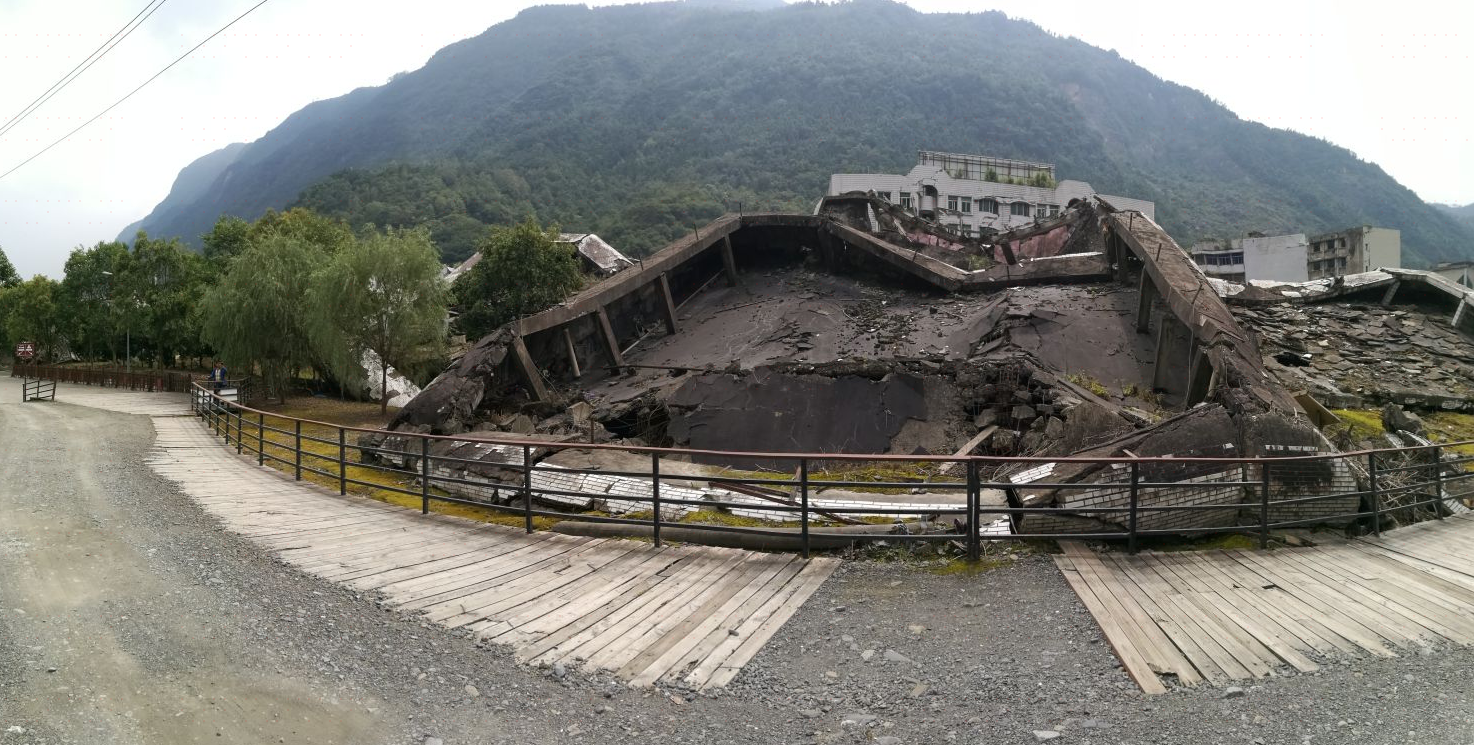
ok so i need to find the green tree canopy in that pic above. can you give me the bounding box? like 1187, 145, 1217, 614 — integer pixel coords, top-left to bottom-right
452, 219, 583, 340
57, 240, 129, 361
0, 245, 19, 288
4, 276, 61, 361
198, 234, 325, 400
308, 227, 449, 412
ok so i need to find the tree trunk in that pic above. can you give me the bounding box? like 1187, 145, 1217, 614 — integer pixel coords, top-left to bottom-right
379, 352, 389, 415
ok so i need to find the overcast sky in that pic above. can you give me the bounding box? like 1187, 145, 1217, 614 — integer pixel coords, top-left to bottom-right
0, 0, 1468, 278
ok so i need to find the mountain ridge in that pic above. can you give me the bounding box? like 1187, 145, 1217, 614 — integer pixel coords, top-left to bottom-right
123, 0, 1474, 267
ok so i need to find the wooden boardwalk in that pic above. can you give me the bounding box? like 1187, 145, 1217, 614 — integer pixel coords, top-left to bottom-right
145, 416, 838, 689
1057, 515, 1474, 694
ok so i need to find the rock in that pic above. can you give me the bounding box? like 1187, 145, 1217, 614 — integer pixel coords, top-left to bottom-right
566, 724, 583, 736
567, 401, 594, 425
909, 682, 930, 698
1044, 416, 1065, 438
1223, 686, 1245, 698
552, 662, 568, 679
506, 414, 536, 435
861, 649, 876, 662
798, 708, 822, 718
906, 624, 926, 635
1011, 404, 1037, 422
841, 712, 877, 727
989, 429, 1018, 452
1380, 404, 1424, 435
883, 649, 913, 665
973, 408, 998, 429
423, 738, 444, 745
1033, 731, 1061, 741
464, 684, 480, 697
876, 737, 902, 745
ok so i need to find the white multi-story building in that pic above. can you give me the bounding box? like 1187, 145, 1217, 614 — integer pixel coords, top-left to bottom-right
827, 150, 1155, 237
1191, 226, 1401, 284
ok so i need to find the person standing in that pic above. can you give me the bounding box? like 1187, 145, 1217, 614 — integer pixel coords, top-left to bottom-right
209, 360, 229, 391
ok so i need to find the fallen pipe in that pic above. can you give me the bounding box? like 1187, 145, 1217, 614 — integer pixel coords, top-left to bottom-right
549, 520, 925, 552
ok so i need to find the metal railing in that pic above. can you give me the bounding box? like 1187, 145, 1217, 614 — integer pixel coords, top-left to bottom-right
21, 377, 55, 402
14, 363, 249, 402
187, 383, 1474, 560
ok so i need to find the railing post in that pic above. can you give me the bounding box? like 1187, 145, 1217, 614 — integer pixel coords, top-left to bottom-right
294, 420, 302, 481
1368, 452, 1381, 537
1259, 461, 1272, 550
257, 412, 265, 466
799, 458, 810, 560
1432, 445, 1445, 519
651, 452, 663, 549
420, 436, 431, 515
1128, 460, 1140, 554
522, 444, 534, 534
966, 459, 981, 562
338, 428, 347, 496
235, 407, 242, 455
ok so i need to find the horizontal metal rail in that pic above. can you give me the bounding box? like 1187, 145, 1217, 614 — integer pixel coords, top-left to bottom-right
187, 383, 1474, 560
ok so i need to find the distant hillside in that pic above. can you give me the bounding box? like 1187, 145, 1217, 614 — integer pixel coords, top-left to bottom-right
1436, 203, 1474, 235
124, 0, 1474, 266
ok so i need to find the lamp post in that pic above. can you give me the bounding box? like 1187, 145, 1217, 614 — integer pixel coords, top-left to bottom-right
100, 270, 130, 374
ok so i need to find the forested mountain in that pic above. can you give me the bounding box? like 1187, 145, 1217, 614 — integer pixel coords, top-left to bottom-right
124, 0, 1474, 266
1436, 203, 1474, 237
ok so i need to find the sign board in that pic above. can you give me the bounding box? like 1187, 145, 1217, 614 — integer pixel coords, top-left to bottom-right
15, 342, 34, 360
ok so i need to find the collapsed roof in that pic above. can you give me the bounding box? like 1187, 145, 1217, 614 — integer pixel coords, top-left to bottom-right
374, 196, 1419, 535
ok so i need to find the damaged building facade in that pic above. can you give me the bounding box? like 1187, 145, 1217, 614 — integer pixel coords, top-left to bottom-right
826, 150, 1155, 237
1192, 226, 1402, 283
365, 191, 1471, 544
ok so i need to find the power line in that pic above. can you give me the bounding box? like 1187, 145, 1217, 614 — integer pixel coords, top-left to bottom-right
0, 0, 169, 140
0, 0, 272, 183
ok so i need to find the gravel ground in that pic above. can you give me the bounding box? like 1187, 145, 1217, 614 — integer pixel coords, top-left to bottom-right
2, 384, 1473, 744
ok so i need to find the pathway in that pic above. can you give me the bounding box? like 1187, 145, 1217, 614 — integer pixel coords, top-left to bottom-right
146, 414, 839, 689
1057, 516, 1474, 694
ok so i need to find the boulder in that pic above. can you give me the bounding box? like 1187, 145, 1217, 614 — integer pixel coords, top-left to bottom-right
1380, 404, 1424, 435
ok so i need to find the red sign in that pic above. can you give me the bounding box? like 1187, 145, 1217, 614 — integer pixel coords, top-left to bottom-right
15, 342, 34, 360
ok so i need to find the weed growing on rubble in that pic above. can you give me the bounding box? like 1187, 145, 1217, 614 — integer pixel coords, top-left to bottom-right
1067, 373, 1110, 398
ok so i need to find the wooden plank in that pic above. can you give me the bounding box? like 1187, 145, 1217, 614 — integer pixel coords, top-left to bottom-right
1064, 543, 1196, 680
1225, 550, 1398, 656
1052, 545, 1169, 694
1133, 555, 1256, 680
695, 558, 841, 690
1183, 552, 1343, 658
1103, 555, 1219, 685
1145, 556, 1279, 675
1171, 555, 1318, 673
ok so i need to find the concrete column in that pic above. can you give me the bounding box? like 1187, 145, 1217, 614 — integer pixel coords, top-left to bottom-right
1135, 270, 1156, 334
595, 307, 625, 370
1185, 347, 1214, 407
657, 273, 679, 335
509, 335, 549, 402
562, 327, 581, 378
721, 235, 740, 287
1452, 297, 1468, 327
1380, 280, 1401, 307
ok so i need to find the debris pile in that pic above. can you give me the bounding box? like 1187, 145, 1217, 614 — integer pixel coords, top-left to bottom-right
1237, 302, 1474, 409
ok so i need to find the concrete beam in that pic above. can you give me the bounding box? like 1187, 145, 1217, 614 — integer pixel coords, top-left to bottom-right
721, 235, 740, 287
562, 327, 581, 378
595, 308, 625, 369
509, 335, 549, 402
657, 273, 679, 335
1453, 297, 1472, 334
1135, 269, 1156, 334
1380, 280, 1401, 307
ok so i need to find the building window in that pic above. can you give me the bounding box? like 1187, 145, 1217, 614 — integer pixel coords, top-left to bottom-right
876, 191, 891, 202
1038, 204, 1059, 217
1010, 202, 1031, 217
959, 198, 971, 213
899, 192, 912, 210
947, 195, 959, 211
980, 198, 999, 214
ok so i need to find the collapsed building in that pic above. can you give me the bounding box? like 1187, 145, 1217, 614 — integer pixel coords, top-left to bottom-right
366, 194, 1474, 540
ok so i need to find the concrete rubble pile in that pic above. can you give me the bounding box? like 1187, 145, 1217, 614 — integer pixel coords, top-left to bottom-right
362, 197, 1435, 542
1236, 302, 1474, 411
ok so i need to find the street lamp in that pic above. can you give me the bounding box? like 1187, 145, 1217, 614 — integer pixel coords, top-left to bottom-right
100, 271, 130, 375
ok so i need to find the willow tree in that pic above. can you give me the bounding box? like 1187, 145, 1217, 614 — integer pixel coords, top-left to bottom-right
198, 234, 322, 401
308, 228, 448, 413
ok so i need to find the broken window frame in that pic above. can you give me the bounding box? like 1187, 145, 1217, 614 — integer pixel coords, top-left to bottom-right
980, 197, 999, 215
1009, 202, 1031, 217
